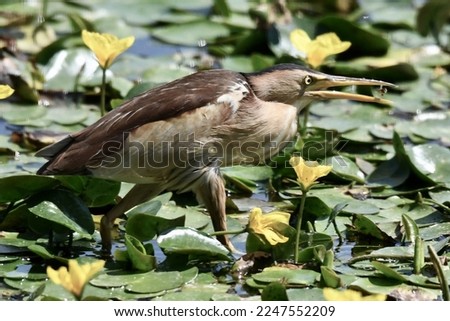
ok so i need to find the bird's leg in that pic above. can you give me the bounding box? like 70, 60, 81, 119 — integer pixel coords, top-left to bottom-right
192, 168, 232, 250
100, 183, 162, 253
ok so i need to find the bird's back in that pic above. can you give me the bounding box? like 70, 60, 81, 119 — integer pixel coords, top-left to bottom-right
36, 69, 254, 176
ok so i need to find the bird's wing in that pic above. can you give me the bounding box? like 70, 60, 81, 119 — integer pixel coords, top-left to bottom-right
36, 69, 252, 175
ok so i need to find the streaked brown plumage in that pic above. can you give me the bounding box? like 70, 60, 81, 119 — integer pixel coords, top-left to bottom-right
36, 63, 394, 251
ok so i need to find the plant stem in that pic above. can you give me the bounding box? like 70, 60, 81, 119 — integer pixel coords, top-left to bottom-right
294, 189, 307, 264
210, 227, 247, 236
100, 67, 107, 116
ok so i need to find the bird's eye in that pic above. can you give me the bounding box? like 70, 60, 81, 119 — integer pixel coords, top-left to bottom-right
304, 76, 313, 85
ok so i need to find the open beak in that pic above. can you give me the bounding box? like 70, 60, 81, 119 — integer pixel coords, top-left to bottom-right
303, 74, 396, 105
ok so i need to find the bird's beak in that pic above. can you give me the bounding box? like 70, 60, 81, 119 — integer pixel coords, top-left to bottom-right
303, 74, 396, 105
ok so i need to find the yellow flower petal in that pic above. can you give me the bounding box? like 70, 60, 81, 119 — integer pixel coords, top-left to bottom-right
323, 288, 386, 301
82, 30, 135, 68
46, 260, 105, 297
68, 260, 86, 296
315, 33, 351, 55
290, 29, 313, 54
290, 29, 351, 68
248, 208, 290, 245
46, 266, 62, 285
289, 156, 332, 190
261, 228, 289, 245
0, 85, 14, 99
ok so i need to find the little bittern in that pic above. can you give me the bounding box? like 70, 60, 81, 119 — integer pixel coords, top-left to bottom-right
36, 64, 394, 252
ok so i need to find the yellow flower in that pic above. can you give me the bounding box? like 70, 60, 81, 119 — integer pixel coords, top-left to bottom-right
289, 156, 332, 191
323, 288, 386, 301
47, 259, 105, 297
290, 29, 351, 68
247, 208, 290, 245
81, 30, 135, 69
0, 85, 14, 99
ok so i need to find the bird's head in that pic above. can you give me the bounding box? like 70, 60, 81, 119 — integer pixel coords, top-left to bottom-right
246, 63, 395, 110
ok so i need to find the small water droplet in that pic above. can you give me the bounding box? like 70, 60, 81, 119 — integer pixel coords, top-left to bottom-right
197, 39, 207, 47
37, 15, 45, 24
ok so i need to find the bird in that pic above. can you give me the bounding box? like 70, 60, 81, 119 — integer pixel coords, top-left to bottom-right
36, 63, 394, 252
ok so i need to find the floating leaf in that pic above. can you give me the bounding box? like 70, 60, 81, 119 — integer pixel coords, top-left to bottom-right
126, 271, 184, 294
152, 20, 229, 46
251, 267, 320, 286
0, 175, 59, 203
126, 213, 184, 241
90, 271, 153, 288
351, 214, 396, 242
261, 281, 289, 301
27, 190, 94, 237
325, 156, 365, 183
157, 228, 230, 260
371, 261, 408, 282
56, 176, 121, 207
318, 16, 390, 57
405, 144, 450, 185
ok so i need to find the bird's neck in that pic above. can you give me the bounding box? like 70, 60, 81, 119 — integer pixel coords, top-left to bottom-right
245, 73, 305, 112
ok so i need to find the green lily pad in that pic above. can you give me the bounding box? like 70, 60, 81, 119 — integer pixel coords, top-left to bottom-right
286, 288, 325, 301
156, 291, 214, 301
261, 281, 289, 301
126, 271, 184, 294
318, 16, 390, 57
350, 277, 406, 295
0, 260, 27, 277
371, 261, 408, 282
157, 205, 211, 230
0, 256, 18, 263
367, 155, 410, 187
252, 267, 320, 286
27, 189, 94, 235
90, 271, 154, 288
325, 156, 365, 183
152, 20, 229, 46
222, 165, 273, 181
4, 278, 45, 293
27, 244, 67, 263
126, 212, 184, 241
420, 223, 450, 240
0, 175, 59, 203
0, 236, 36, 250
37, 281, 76, 301
45, 107, 88, 126
351, 214, 396, 242
1, 104, 48, 125
40, 48, 103, 91
157, 227, 230, 260
126, 199, 163, 218
56, 176, 121, 207
4, 264, 47, 281
429, 190, 450, 205
306, 188, 380, 215
405, 144, 450, 185
82, 283, 155, 300
303, 196, 332, 220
